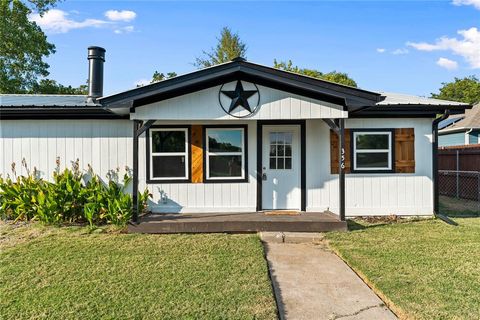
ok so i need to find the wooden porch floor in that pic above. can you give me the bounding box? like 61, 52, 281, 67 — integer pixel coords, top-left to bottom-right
128, 211, 347, 234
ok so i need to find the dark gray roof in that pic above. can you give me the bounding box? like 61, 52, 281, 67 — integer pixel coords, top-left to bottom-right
0, 94, 97, 107
440, 104, 480, 133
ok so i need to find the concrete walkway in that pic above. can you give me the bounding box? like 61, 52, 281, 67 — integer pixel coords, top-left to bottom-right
262, 236, 397, 320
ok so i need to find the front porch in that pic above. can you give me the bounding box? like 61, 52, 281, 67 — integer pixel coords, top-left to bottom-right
128, 211, 347, 234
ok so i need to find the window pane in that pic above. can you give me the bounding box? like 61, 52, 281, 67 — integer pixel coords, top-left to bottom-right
356, 134, 389, 150
285, 157, 292, 169
208, 129, 242, 152
152, 156, 186, 178
270, 145, 276, 157
152, 131, 185, 153
270, 132, 277, 144
277, 158, 284, 169
270, 157, 276, 169
209, 155, 242, 177
277, 145, 284, 156
356, 153, 389, 169
284, 132, 292, 144
285, 145, 292, 156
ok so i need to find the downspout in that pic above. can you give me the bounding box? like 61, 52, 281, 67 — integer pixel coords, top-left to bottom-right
432, 110, 450, 216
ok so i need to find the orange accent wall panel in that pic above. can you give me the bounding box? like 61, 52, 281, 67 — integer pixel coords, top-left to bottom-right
191, 125, 203, 183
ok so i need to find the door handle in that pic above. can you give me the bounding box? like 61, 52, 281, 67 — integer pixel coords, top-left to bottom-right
262, 173, 267, 181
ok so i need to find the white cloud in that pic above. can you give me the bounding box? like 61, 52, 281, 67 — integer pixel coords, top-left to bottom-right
376, 48, 386, 53
437, 57, 459, 70
105, 10, 136, 22
452, 0, 480, 9
114, 25, 134, 34
392, 48, 409, 55
30, 9, 108, 34
134, 79, 150, 87
407, 27, 480, 68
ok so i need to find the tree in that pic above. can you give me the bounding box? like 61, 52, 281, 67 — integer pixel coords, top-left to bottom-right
195, 27, 247, 68
431, 76, 480, 105
151, 71, 177, 83
30, 79, 88, 94
273, 59, 357, 87
0, 0, 59, 93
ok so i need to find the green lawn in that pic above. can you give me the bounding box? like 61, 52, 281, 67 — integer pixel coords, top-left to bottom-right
0, 223, 277, 320
327, 217, 480, 320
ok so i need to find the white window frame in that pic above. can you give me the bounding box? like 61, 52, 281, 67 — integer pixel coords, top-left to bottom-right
149, 128, 189, 181
205, 127, 245, 180
353, 131, 392, 171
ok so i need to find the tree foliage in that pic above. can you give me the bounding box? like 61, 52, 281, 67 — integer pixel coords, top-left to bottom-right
0, 0, 59, 93
30, 79, 88, 94
195, 27, 247, 68
273, 59, 357, 87
151, 71, 177, 83
431, 76, 480, 105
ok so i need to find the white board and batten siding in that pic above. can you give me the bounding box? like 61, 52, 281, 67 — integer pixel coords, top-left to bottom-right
138, 121, 258, 213
132, 83, 347, 121
0, 117, 435, 216
0, 120, 133, 187
306, 118, 434, 216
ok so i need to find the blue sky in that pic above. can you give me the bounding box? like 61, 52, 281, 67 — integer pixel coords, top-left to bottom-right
31, 1, 480, 97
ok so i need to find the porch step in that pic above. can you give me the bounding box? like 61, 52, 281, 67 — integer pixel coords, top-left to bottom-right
128, 211, 347, 234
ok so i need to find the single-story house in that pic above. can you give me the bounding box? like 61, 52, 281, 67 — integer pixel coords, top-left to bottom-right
0, 47, 471, 230
439, 103, 480, 147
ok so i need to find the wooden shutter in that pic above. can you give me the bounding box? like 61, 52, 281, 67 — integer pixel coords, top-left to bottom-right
191, 125, 203, 183
330, 129, 351, 174
395, 128, 415, 173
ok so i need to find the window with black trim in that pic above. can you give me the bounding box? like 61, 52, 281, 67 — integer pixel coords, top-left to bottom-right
149, 128, 189, 181
352, 131, 393, 172
205, 127, 246, 181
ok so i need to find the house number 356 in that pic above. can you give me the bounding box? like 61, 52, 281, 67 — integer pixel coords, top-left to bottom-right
340, 148, 346, 169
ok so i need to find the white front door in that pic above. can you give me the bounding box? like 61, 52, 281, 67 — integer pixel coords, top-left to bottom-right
262, 125, 301, 210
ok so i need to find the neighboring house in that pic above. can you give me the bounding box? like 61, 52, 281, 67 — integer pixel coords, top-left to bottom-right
439, 104, 480, 147
0, 47, 471, 223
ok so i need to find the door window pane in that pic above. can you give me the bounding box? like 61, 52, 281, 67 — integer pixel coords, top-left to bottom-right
269, 131, 293, 170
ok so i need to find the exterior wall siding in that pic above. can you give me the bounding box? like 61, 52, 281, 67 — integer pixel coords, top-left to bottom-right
306, 118, 434, 216
138, 120, 257, 213
0, 120, 133, 187
439, 132, 466, 147
132, 84, 347, 121
0, 117, 434, 216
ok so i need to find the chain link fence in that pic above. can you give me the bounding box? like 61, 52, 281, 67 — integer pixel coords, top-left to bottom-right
439, 170, 480, 214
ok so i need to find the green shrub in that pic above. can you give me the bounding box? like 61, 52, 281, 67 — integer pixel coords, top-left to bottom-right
0, 159, 151, 226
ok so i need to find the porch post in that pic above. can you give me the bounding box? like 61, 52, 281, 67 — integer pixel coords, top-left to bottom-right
132, 120, 141, 223
339, 119, 346, 221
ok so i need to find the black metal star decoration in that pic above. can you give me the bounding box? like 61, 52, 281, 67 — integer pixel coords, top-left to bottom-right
221, 81, 258, 113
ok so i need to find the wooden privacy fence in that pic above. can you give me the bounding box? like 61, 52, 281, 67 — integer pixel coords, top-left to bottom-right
438, 145, 480, 202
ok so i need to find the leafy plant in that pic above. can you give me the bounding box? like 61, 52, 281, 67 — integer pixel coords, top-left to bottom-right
0, 160, 151, 226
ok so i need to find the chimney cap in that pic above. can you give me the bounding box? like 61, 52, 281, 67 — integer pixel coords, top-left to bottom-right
88, 46, 106, 61
88, 46, 106, 52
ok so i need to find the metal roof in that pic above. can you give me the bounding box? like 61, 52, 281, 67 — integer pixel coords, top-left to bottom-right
0, 94, 98, 107
377, 92, 469, 106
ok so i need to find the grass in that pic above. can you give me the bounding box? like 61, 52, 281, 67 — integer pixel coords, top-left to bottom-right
327, 217, 480, 320
0, 222, 277, 320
